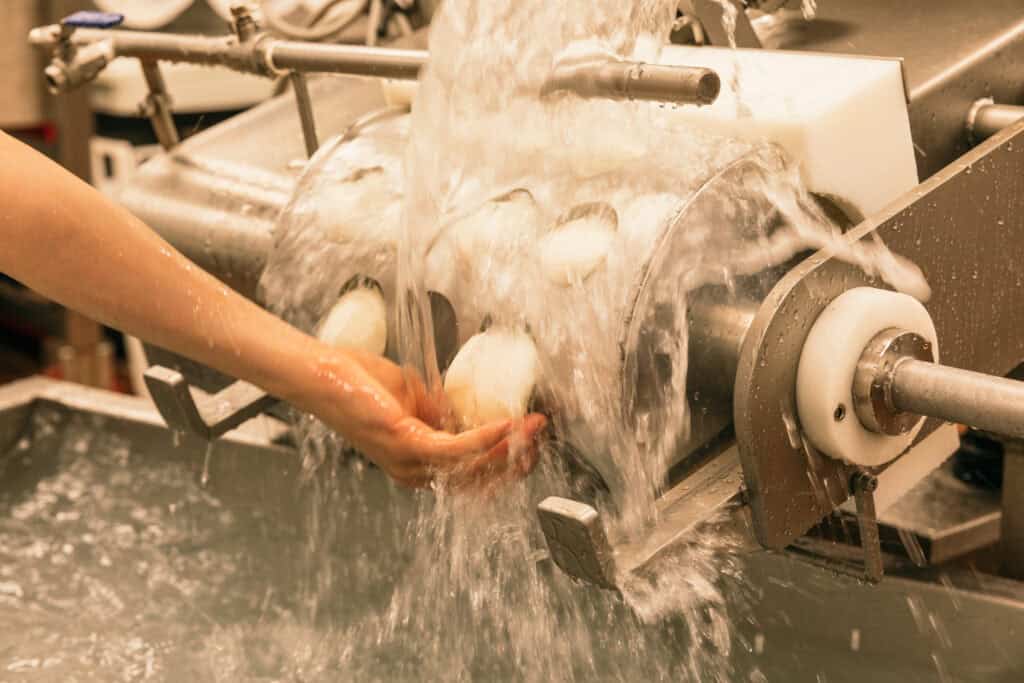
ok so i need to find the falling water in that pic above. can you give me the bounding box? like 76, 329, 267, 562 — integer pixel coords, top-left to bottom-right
254, 0, 932, 680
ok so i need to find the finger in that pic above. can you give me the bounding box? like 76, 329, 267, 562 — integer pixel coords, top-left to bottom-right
444, 414, 548, 489
413, 376, 451, 431
510, 413, 547, 476
416, 419, 515, 461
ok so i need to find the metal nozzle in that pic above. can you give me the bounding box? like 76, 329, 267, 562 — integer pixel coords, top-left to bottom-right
542, 59, 721, 106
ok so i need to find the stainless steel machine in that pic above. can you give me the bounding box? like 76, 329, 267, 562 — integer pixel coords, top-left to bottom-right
21, 2, 1024, 678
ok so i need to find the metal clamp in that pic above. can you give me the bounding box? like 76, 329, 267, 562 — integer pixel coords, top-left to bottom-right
143, 366, 279, 440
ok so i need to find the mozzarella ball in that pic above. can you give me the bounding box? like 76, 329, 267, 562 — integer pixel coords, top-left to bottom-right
444, 328, 539, 430
316, 286, 388, 355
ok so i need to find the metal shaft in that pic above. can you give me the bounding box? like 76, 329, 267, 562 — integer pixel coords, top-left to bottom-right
968, 101, 1024, 141
266, 42, 424, 80
890, 359, 1024, 439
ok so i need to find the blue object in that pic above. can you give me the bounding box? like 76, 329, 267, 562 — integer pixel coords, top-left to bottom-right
62, 11, 125, 29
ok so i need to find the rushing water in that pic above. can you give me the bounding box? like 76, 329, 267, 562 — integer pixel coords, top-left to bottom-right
253, 0, 935, 680
0, 1, 933, 680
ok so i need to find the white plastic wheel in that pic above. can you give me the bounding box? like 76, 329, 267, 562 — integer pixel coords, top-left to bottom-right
796, 287, 938, 467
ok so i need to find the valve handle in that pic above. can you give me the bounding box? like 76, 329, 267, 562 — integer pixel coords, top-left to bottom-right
62, 11, 124, 29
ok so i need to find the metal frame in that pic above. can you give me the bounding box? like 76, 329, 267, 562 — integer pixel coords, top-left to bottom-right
734, 118, 1024, 550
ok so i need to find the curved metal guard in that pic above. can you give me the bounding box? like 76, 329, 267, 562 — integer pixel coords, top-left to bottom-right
143, 366, 279, 439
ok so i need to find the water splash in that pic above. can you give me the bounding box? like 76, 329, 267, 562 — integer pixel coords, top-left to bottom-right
253, 0, 930, 679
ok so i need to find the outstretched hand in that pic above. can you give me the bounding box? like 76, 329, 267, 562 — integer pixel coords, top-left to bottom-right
290, 347, 547, 489
0, 131, 546, 493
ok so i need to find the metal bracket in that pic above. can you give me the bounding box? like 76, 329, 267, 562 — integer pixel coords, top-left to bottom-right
851, 470, 884, 582
139, 60, 180, 150
142, 366, 279, 440
290, 71, 320, 157
537, 449, 746, 589
537, 497, 618, 589
1000, 439, 1024, 580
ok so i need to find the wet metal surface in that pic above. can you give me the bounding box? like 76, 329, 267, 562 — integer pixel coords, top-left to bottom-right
736, 119, 1024, 550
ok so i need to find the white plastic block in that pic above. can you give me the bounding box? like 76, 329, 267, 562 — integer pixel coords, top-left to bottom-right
659, 45, 918, 217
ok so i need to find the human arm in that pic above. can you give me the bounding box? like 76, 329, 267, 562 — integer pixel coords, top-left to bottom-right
0, 131, 544, 487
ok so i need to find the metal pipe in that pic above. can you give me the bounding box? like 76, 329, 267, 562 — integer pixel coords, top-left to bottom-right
542, 59, 720, 106
265, 41, 425, 79
31, 26, 264, 74
967, 100, 1024, 142
289, 71, 320, 156
31, 25, 424, 80
890, 359, 1024, 439
31, 24, 721, 106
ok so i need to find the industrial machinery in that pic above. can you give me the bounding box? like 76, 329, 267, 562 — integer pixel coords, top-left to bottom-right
22, 1, 1024, 678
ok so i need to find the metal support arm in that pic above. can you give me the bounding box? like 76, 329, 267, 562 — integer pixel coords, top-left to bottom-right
143, 367, 278, 440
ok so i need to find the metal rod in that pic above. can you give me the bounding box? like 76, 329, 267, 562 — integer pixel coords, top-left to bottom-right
968, 101, 1024, 142
890, 359, 1024, 439
266, 41, 425, 80
139, 59, 180, 150
289, 71, 319, 156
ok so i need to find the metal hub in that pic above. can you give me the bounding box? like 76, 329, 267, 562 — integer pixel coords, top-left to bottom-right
852, 327, 935, 435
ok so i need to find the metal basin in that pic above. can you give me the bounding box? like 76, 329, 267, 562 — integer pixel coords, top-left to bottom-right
0, 378, 1021, 680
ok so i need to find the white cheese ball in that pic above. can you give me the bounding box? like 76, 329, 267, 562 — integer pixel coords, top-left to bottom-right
381, 79, 418, 108
316, 286, 388, 355
452, 192, 540, 262
444, 328, 539, 430
539, 215, 617, 286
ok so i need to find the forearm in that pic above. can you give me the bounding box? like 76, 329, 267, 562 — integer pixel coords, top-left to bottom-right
0, 133, 543, 483
0, 131, 369, 411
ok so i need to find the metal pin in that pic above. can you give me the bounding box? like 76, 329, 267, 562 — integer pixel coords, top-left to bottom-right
290, 71, 319, 157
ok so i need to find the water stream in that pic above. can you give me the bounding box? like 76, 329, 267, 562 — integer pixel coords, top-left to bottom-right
4, 1, 938, 680
253, 0, 932, 680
